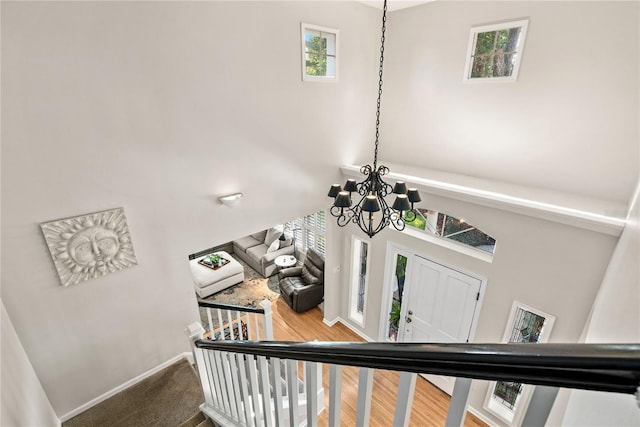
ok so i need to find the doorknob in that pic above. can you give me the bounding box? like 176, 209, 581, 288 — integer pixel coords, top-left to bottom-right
408, 310, 413, 315
406, 316, 412, 323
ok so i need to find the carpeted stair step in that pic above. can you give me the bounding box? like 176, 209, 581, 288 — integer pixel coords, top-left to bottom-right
178, 411, 215, 427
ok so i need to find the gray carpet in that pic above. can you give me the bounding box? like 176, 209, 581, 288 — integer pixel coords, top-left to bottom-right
63, 359, 204, 427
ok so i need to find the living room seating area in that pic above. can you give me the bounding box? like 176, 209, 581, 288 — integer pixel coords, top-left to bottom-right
232, 227, 295, 278
188, 223, 325, 313
278, 248, 325, 313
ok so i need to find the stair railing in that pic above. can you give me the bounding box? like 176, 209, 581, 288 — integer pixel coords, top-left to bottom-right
197, 299, 273, 341
186, 299, 323, 427
192, 339, 640, 427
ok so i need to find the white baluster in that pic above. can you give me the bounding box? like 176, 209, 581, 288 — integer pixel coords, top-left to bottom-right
356, 368, 374, 427
393, 371, 417, 427
237, 354, 255, 427
271, 357, 284, 426
286, 359, 300, 427
213, 350, 231, 415
206, 308, 214, 337
259, 356, 274, 427
216, 309, 225, 339
247, 313, 256, 341
305, 362, 319, 427
254, 311, 261, 340
227, 310, 235, 340
208, 351, 223, 410
236, 311, 243, 340
247, 356, 263, 427
329, 365, 342, 427
445, 377, 472, 427
221, 351, 239, 420
230, 352, 246, 425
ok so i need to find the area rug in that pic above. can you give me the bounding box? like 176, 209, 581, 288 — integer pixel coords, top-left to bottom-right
198, 257, 280, 332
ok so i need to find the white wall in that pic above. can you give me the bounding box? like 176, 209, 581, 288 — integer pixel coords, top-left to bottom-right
1, 300, 60, 427
333, 188, 618, 424
553, 182, 640, 426
1, 1, 380, 417
382, 1, 639, 204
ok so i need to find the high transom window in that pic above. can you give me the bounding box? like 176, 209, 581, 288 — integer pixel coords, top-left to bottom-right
406, 208, 496, 255
463, 19, 529, 81
301, 23, 338, 81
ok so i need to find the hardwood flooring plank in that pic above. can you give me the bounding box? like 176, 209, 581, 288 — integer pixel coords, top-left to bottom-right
270, 298, 487, 427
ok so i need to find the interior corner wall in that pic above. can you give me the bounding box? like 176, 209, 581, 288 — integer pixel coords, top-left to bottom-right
1, 300, 60, 427
1, 1, 380, 417
550, 182, 640, 426
335, 191, 618, 425
382, 1, 639, 205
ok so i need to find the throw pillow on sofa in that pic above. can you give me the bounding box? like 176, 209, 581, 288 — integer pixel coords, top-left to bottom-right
279, 236, 293, 248
266, 239, 280, 254
264, 227, 281, 246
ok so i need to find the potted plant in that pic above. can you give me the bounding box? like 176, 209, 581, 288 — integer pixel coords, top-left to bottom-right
204, 253, 221, 266
389, 300, 402, 340
395, 255, 407, 303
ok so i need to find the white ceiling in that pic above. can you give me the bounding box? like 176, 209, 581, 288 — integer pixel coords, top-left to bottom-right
356, 0, 434, 12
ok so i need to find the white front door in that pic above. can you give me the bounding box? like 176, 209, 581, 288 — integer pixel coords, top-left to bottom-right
400, 256, 482, 395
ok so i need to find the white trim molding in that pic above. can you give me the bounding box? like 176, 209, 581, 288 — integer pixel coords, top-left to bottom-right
340, 164, 626, 236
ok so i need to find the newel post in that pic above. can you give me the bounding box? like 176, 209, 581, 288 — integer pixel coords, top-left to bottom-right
185, 322, 214, 405
260, 299, 274, 340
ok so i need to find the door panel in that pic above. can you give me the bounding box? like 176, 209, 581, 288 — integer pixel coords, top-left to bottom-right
401, 256, 482, 395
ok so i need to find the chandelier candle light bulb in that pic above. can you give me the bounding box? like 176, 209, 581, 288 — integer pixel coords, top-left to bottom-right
327, 0, 420, 238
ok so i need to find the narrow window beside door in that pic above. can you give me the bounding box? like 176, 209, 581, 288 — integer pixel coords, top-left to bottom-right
386, 254, 407, 342
349, 238, 369, 326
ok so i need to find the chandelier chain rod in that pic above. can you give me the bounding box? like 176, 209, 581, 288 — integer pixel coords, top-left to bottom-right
373, 0, 387, 172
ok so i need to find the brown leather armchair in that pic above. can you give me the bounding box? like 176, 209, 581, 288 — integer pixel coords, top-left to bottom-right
278, 249, 324, 313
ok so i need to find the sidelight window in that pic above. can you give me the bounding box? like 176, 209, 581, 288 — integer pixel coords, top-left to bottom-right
349, 237, 369, 326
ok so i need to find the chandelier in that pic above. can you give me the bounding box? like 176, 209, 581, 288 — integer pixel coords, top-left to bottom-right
327, 0, 421, 238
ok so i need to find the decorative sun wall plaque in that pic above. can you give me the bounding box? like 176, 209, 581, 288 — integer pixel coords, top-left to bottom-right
41, 208, 138, 287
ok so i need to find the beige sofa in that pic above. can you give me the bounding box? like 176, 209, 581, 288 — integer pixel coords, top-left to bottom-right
232, 227, 294, 277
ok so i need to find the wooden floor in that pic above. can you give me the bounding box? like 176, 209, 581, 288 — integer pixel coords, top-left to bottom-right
269, 298, 486, 427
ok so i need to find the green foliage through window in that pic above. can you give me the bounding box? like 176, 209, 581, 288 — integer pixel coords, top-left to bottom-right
465, 20, 528, 80
405, 208, 496, 254
306, 35, 327, 76
302, 24, 337, 80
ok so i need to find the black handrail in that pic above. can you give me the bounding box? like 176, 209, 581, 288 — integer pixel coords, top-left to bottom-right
194, 340, 640, 394
197, 299, 266, 314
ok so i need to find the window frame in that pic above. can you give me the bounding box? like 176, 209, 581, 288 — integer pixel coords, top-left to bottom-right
293, 210, 326, 258
463, 19, 529, 83
301, 22, 339, 82
404, 208, 497, 258
348, 235, 370, 327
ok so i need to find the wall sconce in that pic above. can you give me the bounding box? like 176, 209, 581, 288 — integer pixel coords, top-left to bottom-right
218, 193, 243, 207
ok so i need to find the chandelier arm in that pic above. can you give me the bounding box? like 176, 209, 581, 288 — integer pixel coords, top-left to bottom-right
329, 205, 345, 218
389, 209, 406, 232
336, 213, 352, 227
404, 209, 417, 222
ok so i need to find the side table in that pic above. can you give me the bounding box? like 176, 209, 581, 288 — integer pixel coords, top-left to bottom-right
274, 255, 297, 272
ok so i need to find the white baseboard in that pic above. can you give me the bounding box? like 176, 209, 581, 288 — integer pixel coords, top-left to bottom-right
468, 405, 498, 427
335, 316, 375, 342
322, 317, 339, 327
60, 352, 191, 422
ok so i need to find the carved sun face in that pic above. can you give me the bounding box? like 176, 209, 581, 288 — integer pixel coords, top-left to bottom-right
41, 208, 138, 287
